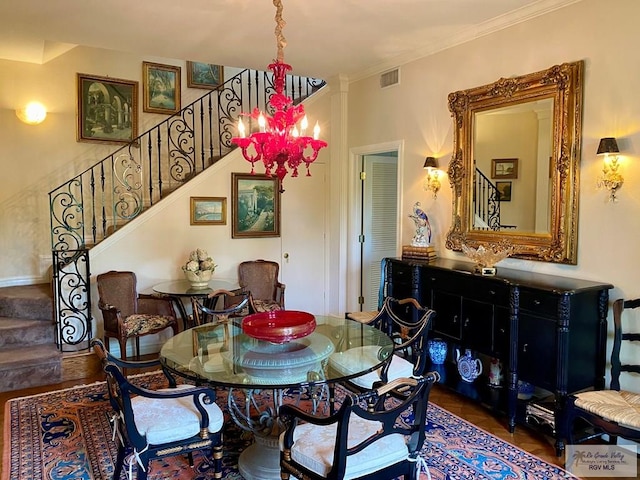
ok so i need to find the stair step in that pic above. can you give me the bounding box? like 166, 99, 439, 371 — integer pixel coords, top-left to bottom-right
0, 284, 53, 321
0, 317, 55, 348
0, 344, 62, 392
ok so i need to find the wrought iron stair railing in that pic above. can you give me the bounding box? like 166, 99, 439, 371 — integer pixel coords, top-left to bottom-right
49, 68, 325, 352
473, 167, 501, 230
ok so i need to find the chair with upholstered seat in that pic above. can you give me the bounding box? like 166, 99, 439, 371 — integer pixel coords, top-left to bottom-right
345, 258, 388, 323
331, 296, 436, 392
565, 297, 640, 446
97, 270, 179, 360
91, 338, 224, 480
238, 259, 285, 312
279, 374, 439, 480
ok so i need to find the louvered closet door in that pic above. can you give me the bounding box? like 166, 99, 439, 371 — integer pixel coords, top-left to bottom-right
362, 155, 397, 311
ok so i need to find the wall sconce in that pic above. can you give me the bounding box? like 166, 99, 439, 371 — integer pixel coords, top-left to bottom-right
596, 137, 622, 202
423, 156, 441, 199
16, 102, 47, 125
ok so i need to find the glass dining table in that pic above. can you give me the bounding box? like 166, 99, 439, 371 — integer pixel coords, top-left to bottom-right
152, 278, 239, 329
159, 315, 394, 480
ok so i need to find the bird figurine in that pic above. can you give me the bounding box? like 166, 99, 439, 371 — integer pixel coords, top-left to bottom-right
409, 201, 431, 247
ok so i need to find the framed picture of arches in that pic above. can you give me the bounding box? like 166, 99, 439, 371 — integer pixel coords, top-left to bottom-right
231, 173, 280, 238
77, 73, 138, 143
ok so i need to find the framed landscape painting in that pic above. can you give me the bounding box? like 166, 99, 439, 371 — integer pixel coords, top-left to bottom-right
231, 173, 280, 238
491, 158, 519, 179
187, 61, 224, 89
77, 73, 138, 143
496, 181, 512, 201
190, 196, 226, 225
143, 62, 181, 114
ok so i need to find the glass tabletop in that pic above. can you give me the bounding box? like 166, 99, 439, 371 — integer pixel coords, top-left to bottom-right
160, 315, 394, 389
153, 278, 239, 297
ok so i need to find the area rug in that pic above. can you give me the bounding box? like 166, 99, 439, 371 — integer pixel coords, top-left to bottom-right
3, 372, 577, 480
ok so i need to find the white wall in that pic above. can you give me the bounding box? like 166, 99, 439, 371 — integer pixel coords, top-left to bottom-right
345, 0, 640, 390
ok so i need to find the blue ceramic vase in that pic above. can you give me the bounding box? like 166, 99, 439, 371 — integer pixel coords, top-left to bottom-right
428, 338, 448, 365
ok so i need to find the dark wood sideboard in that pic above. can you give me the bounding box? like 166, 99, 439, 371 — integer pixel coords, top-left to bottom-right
385, 257, 613, 455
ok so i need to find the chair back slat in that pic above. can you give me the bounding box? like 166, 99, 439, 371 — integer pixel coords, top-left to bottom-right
610, 298, 640, 391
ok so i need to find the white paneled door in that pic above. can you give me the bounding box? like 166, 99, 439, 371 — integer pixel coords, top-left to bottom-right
280, 164, 326, 315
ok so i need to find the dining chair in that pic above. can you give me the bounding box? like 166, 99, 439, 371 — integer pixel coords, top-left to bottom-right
345, 258, 388, 323
331, 296, 436, 392
238, 259, 285, 312
279, 374, 439, 480
91, 339, 224, 480
564, 297, 640, 446
191, 288, 250, 326
97, 270, 179, 360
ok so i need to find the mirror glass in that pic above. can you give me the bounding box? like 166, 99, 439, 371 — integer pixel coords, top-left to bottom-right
446, 61, 583, 264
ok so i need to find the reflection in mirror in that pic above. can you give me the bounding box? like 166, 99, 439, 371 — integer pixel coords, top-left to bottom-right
446, 61, 584, 264
472, 98, 553, 234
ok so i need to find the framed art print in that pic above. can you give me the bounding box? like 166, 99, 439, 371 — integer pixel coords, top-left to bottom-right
190, 196, 226, 225
143, 62, 181, 114
77, 73, 138, 143
187, 61, 224, 89
231, 173, 280, 238
491, 158, 519, 179
496, 181, 512, 201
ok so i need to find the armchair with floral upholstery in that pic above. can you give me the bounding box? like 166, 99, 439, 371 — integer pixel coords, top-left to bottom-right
238, 259, 285, 312
97, 270, 179, 360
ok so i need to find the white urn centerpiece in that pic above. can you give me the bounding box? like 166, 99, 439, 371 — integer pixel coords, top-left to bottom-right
182, 248, 217, 288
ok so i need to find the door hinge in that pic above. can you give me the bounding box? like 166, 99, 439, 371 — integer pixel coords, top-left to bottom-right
360, 171, 366, 181
358, 296, 365, 305
358, 234, 365, 243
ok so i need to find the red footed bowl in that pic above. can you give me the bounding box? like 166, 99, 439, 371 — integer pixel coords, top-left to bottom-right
242, 310, 316, 343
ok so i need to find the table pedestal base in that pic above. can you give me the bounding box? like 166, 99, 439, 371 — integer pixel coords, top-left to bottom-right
238, 434, 281, 480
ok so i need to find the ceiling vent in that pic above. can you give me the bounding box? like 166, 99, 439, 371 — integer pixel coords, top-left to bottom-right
380, 68, 400, 88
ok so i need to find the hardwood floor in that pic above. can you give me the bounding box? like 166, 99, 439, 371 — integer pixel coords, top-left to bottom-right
1, 374, 635, 479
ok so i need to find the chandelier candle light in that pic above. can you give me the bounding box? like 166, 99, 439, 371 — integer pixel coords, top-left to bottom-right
231, 0, 327, 186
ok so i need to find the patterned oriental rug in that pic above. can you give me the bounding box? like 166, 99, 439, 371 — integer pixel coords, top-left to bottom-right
2, 372, 577, 480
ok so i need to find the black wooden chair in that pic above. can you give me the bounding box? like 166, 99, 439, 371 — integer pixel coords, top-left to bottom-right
565, 298, 640, 446
191, 288, 250, 326
91, 339, 224, 480
279, 374, 439, 480
331, 296, 436, 391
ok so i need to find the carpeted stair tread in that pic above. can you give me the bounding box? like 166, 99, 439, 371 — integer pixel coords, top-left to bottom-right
0, 317, 55, 347
0, 344, 62, 392
0, 283, 53, 321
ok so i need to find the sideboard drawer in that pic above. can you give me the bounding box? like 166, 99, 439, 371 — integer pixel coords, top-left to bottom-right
518, 289, 558, 318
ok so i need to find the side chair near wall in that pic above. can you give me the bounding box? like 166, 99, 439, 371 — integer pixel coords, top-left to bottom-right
331, 297, 436, 392
238, 259, 286, 312
97, 270, 179, 360
279, 374, 439, 480
91, 339, 224, 480
564, 298, 640, 446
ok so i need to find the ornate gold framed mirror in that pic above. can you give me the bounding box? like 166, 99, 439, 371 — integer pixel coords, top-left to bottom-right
446, 61, 584, 264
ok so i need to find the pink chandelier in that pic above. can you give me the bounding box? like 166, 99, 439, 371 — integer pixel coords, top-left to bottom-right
231, 0, 327, 185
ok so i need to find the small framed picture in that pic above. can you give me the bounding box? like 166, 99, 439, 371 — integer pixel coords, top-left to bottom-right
231, 173, 280, 238
190, 197, 227, 225
77, 73, 138, 143
187, 61, 224, 89
491, 158, 518, 179
496, 181, 512, 202
143, 62, 181, 114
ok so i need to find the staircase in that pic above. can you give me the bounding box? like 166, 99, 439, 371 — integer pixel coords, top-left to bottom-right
0, 284, 62, 393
